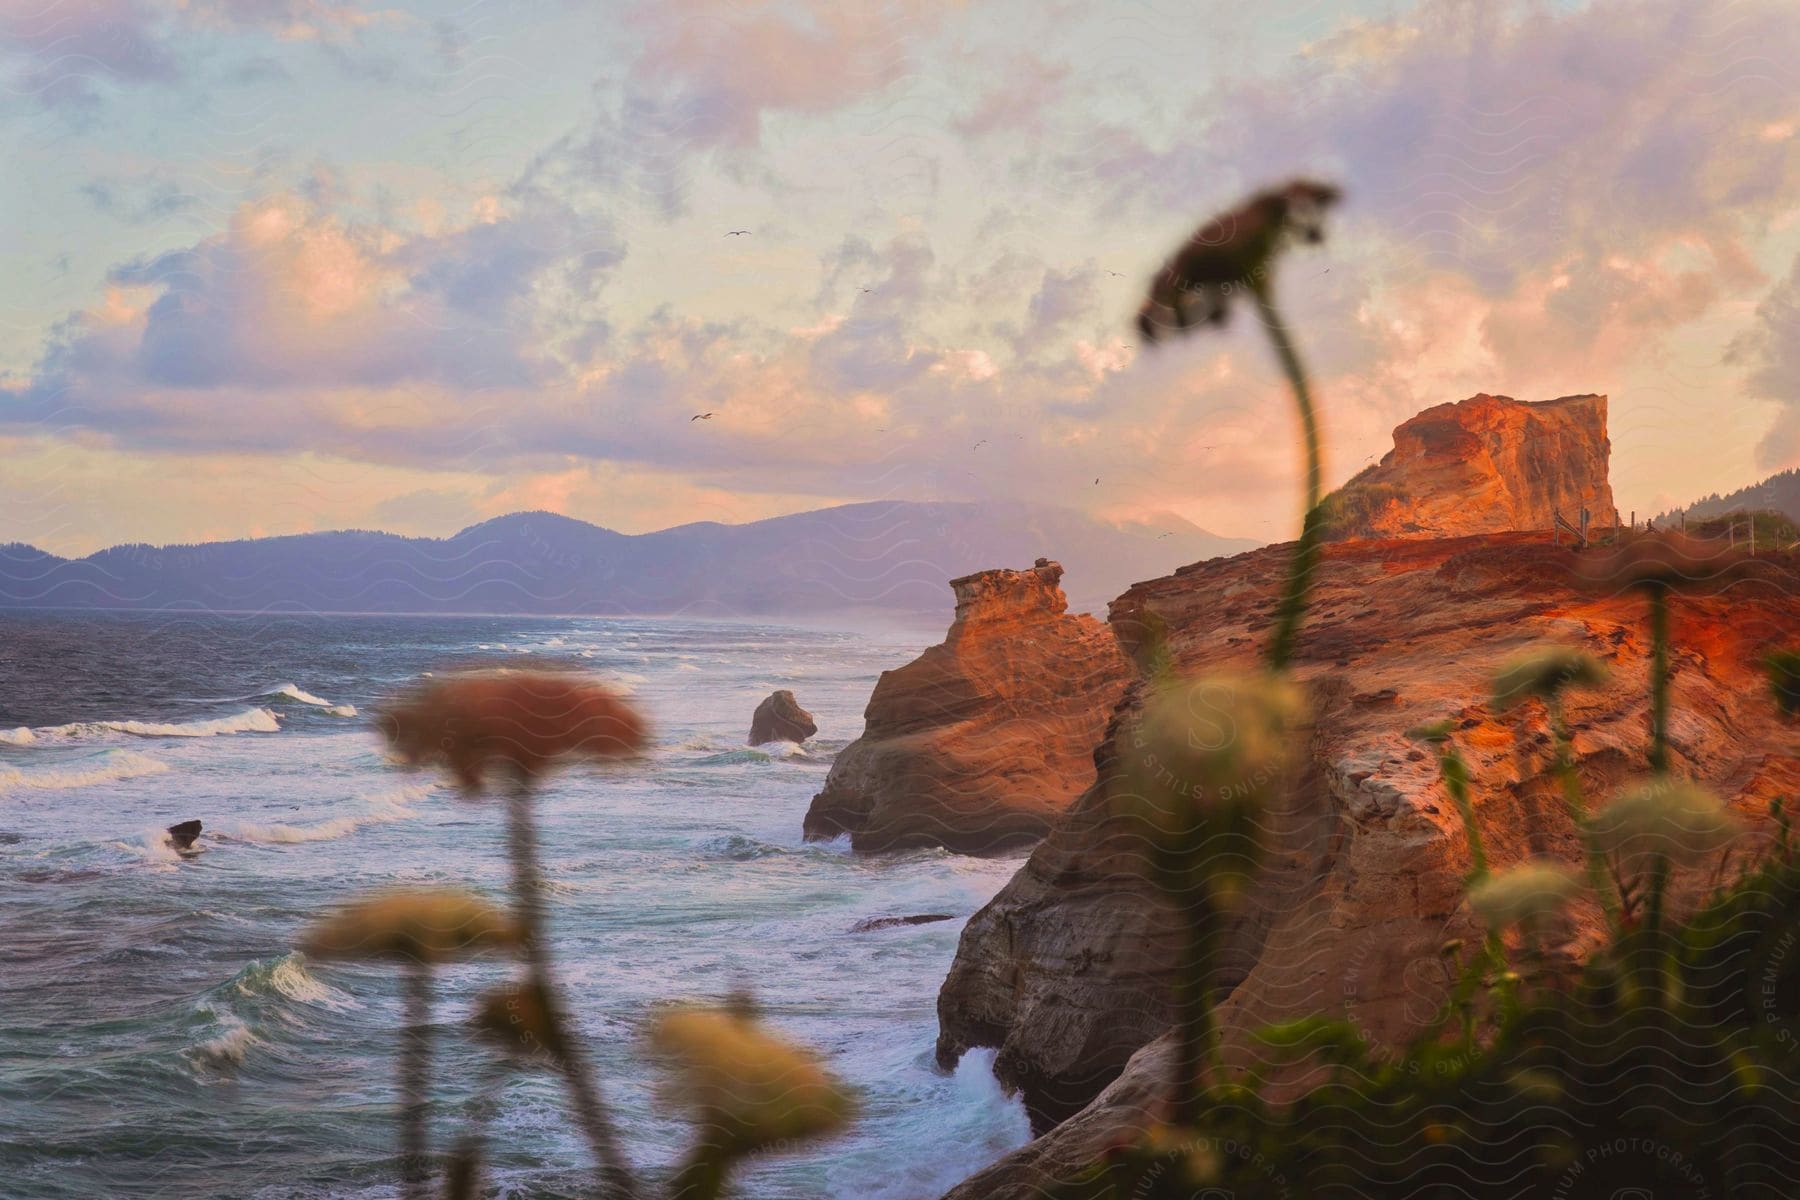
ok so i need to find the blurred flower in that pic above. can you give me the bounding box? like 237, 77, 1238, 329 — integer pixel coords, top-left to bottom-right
1467, 861, 1580, 930
377, 668, 647, 791
648, 1005, 855, 1156
302, 888, 520, 964
1577, 533, 1748, 595
472, 981, 556, 1060
1137, 179, 1341, 343
1124, 670, 1304, 826
1766, 650, 1800, 718
1138, 1124, 1223, 1186
1491, 647, 1608, 710
1588, 779, 1744, 871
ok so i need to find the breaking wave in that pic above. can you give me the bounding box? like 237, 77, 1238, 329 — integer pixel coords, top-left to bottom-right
0, 749, 171, 792
9, 708, 281, 742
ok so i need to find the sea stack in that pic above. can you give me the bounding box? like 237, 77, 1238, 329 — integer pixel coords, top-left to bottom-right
166, 820, 202, 850
803, 559, 1130, 855
748, 690, 817, 745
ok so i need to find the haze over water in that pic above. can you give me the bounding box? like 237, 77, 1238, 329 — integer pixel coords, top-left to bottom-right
0, 610, 1030, 1198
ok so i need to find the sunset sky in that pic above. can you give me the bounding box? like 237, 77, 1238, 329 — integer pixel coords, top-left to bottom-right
4, 0, 1798, 557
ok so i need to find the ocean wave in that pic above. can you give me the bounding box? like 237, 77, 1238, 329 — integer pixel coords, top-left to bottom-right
111, 826, 185, 869
261, 684, 357, 716
231, 951, 359, 1011
0, 749, 171, 792
12, 707, 281, 742
189, 1009, 257, 1070
218, 787, 423, 845
750, 739, 810, 759
0, 726, 36, 746
187, 953, 359, 1075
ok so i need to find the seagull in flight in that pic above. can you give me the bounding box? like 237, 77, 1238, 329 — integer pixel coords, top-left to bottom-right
725, 230, 751, 237
972, 439, 987, 450
690, 412, 714, 422
1094, 477, 1101, 486
1106, 270, 1125, 278
1157, 532, 1174, 539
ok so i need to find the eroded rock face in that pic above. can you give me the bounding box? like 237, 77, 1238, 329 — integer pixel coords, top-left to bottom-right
802, 560, 1131, 855
935, 533, 1800, 1160
1329, 394, 1619, 541
748, 690, 816, 745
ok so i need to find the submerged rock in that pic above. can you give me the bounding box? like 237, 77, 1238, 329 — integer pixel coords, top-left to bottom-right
850, 913, 956, 932
803, 560, 1130, 856
166, 820, 203, 850
748, 690, 817, 745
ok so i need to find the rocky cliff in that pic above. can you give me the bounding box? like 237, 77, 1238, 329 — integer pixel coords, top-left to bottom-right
802, 560, 1130, 855
1329, 394, 1619, 540
934, 532, 1800, 1176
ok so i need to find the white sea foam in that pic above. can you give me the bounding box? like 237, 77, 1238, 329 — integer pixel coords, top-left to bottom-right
190, 1009, 257, 1069
111, 826, 184, 869
219, 785, 426, 845
749, 739, 810, 759
0, 726, 37, 746
269, 683, 333, 707
13, 707, 281, 742
0, 749, 171, 792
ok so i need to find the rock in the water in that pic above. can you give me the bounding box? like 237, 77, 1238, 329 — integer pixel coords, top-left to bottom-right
802, 560, 1130, 856
748, 689, 817, 745
850, 913, 956, 932
935, 532, 1800, 1153
166, 820, 203, 850
1328, 393, 1619, 541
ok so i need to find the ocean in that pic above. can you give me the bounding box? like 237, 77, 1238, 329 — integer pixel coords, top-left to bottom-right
0, 610, 1031, 1198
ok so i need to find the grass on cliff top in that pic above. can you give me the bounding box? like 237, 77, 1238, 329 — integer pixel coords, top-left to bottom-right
1066, 825, 1800, 1200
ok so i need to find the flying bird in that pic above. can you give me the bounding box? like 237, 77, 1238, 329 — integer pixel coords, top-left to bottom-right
1106, 270, 1125, 278
725, 230, 751, 237
1094, 477, 1100, 486
972, 439, 987, 450
690, 412, 714, 421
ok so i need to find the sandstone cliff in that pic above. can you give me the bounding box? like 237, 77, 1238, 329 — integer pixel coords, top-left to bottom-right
1329, 394, 1619, 540
935, 533, 1800, 1172
802, 560, 1130, 855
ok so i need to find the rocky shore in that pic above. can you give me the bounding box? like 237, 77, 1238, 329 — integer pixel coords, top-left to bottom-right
890, 391, 1800, 1197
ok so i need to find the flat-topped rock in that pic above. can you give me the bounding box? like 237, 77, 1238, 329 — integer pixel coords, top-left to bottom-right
802, 560, 1131, 855
1329, 393, 1619, 540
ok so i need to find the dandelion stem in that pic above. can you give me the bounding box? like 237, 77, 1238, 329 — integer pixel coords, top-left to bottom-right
1647, 587, 1671, 774
1438, 744, 1487, 881
504, 780, 640, 1200
1253, 282, 1323, 671
668, 1144, 729, 1200
399, 963, 432, 1200
1170, 892, 1218, 1126
1546, 698, 1620, 927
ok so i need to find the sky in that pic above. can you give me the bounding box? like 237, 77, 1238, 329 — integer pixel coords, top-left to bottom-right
3, 0, 1799, 558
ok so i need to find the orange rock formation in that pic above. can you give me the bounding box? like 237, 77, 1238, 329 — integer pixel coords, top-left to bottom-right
1329, 394, 1618, 540
802, 560, 1130, 855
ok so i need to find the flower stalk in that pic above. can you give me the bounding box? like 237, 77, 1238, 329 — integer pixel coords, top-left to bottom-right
503, 777, 639, 1200
399, 964, 432, 1200
1254, 280, 1324, 672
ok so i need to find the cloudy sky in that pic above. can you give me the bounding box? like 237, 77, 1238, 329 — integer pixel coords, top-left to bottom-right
4, 0, 1798, 557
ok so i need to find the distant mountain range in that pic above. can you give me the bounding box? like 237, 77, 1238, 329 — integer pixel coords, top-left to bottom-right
0, 502, 1259, 620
